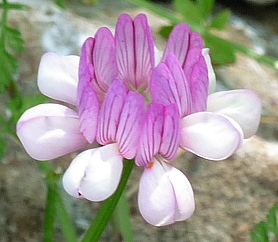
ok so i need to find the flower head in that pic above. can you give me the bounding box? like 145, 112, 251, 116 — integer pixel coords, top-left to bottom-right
16, 13, 261, 226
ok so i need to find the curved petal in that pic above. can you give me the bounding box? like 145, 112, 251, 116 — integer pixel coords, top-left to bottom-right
161, 23, 190, 66
202, 48, 216, 94
93, 27, 118, 91
151, 53, 191, 117
97, 80, 128, 145
97, 80, 145, 159
78, 41, 99, 143
63, 143, 123, 201
180, 112, 243, 160
38, 52, 79, 105
16, 104, 88, 160
184, 47, 209, 113
116, 91, 146, 159
115, 13, 154, 90
207, 89, 262, 138
136, 104, 179, 166
138, 159, 195, 226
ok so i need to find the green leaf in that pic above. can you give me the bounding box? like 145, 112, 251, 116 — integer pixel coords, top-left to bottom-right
0, 49, 17, 92
5, 26, 24, 52
198, 0, 215, 19
173, 0, 203, 26
210, 9, 231, 30
0, 136, 6, 159
0, 2, 27, 10
251, 221, 270, 242
158, 25, 174, 39
203, 32, 236, 65
266, 203, 278, 237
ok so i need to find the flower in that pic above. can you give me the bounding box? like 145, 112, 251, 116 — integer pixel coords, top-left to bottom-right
16, 13, 261, 227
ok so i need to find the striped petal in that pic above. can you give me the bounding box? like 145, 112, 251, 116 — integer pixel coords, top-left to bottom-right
38, 52, 79, 105
185, 48, 209, 113
151, 52, 191, 117
97, 80, 145, 159
63, 143, 123, 201
93, 27, 117, 92
16, 104, 87, 160
136, 103, 180, 167
180, 112, 243, 160
78, 39, 99, 143
161, 23, 191, 66
207, 89, 262, 138
115, 13, 154, 90
138, 159, 195, 226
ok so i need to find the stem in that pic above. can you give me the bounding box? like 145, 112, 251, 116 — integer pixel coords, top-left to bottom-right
81, 159, 134, 242
39, 162, 78, 242
112, 189, 134, 242
43, 175, 57, 242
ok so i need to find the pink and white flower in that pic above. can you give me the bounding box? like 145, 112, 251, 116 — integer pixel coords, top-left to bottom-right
16, 13, 261, 226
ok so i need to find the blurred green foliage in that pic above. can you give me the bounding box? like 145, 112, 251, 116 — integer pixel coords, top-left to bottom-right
251, 202, 278, 242
0, 0, 47, 158
129, 0, 278, 68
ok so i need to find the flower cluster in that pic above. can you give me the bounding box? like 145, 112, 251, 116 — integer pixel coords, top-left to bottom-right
16, 14, 261, 226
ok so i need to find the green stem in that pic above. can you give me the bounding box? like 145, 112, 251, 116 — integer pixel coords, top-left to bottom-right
111, 189, 134, 242
38, 162, 78, 242
44, 174, 57, 242
81, 159, 134, 242
55, 193, 78, 242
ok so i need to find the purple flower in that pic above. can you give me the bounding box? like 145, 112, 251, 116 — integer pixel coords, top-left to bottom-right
16, 13, 261, 226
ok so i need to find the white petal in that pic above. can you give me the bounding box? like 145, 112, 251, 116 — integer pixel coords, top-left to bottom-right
202, 48, 216, 94
138, 159, 195, 226
38, 52, 79, 105
207, 89, 262, 138
63, 144, 123, 202
180, 112, 243, 160
16, 103, 87, 160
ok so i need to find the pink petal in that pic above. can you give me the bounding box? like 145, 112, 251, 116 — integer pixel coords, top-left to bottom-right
97, 80, 128, 145
16, 104, 88, 160
97, 80, 146, 159
161, 23, 191, 66
138, 159, 195, 226
151, 53, 191, 117
180, 112, 244, 160
207, 89, 262, 138
38, 52, 79, 105
188, 32, 204, 49
93, 27, 118, 91
185, 48, 209, 113
116, 91, 146, 159
115, 14, 154, 90
63, 143, 123, 201
78, 43, 99, 143
136, 104, 179, 166
160, 104, 180, 161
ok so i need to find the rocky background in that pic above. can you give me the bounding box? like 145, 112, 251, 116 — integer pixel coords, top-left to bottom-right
1, 0, 278, 241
